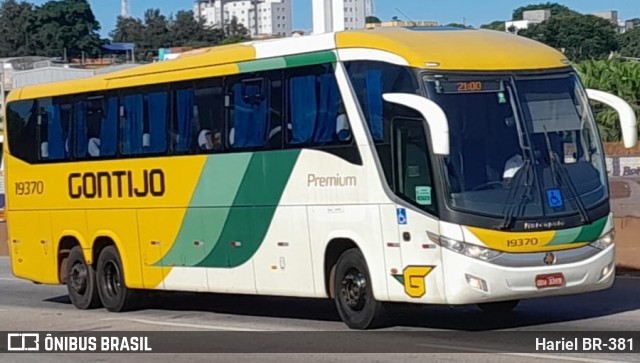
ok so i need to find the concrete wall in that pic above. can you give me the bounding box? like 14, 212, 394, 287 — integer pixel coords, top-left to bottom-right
610, 176, 640, 270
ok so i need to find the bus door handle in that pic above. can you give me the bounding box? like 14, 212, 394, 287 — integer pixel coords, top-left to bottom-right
402, 232, 411, 242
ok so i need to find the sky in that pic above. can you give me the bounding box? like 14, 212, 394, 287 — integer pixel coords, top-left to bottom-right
29, 0, 640, 38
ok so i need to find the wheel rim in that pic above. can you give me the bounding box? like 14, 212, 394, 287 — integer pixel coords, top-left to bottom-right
103, 260, 121, 299
69, 261, 88, 294
340, 268, 367, 311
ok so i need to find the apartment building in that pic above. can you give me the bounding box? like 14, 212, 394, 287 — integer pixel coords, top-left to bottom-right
194, 0, 292, 37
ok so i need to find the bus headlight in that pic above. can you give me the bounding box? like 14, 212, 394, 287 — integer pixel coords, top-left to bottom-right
590, 230, 615, 250
439, 237, 502, 261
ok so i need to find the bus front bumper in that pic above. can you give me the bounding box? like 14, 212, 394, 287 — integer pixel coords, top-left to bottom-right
441, 245, 615, 305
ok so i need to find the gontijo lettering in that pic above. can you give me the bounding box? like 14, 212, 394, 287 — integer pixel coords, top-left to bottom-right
68, 169, 165, 199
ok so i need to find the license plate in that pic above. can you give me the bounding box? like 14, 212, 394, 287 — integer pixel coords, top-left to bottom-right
535, 273, 564, 288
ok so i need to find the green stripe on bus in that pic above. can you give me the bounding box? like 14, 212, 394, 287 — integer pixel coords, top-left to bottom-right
546, 225, 582, 246
237, 52, 337, 74
546, 216, 608, 246
156, 154, 253, 267
574, 216, 607, 243
238, 57, 287, 73
284, 51, 337, 68
195, 149, 301, 268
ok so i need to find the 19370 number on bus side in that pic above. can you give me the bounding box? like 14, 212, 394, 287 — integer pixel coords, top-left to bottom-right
15, 181, 44, 196
506, 238, 539, 247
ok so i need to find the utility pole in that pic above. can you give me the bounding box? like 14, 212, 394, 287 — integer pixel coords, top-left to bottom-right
121, 0, 130, 18
220, 0, 226, 35
253, 0, 259, 36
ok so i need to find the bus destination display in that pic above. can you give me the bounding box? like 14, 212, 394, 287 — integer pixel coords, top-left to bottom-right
438, 80, 503, 94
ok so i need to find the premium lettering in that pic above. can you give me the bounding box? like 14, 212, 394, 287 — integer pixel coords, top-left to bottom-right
307, 173, 357, 188
69, 169, 165, 199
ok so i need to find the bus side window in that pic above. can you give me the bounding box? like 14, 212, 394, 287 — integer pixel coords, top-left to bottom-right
194, 79, 225, 152
99, 97, 119, 157
227, 76, 271, 150
6, 100, 38, 164
393, 115, 437, 214
285, 63, 352, 148
345, 61, 419, 191
85, 97, 104, 158
143, 91, 169, 155
174, 87, 195, 154
43, 98, 70, 160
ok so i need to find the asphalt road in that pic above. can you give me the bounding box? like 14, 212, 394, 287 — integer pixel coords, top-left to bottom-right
1, 256, 640, 363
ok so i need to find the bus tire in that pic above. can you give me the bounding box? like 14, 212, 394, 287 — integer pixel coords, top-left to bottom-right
66, 246, 101, 309
96, 246, 139, 312
477, 299, 519, 313
333, 249, 385, 330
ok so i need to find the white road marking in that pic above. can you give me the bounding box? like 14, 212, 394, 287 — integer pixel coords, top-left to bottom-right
100, 317, 267, 331
504, 353, 632, 363
417, 343, 630, 363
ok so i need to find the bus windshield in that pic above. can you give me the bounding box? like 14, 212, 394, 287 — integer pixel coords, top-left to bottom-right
424, 73, 608, 221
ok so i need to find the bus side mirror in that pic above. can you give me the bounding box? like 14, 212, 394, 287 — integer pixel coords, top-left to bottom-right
586, 89, 637, 149
382, 93, 450, 155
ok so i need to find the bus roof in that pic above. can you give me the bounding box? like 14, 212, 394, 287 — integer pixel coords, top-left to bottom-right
8, 27, 569, 102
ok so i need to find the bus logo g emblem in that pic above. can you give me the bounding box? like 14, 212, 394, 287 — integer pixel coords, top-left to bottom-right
543, 252, 556, 265
392, 266, 435, 298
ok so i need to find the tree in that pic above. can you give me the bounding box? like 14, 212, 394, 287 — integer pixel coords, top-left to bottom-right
110, 15, 145, 44
480, 20, 506, 31
223, 16, 250, 40
512, 2, 578, 20
110, 8, 230, 62
520, 14, 619, 62
365, 16, 380, 24
169, 10, 224, 48
619, 28, 640, 58
142, 9, 170, 50
0, 0, 35, 57
446, 23, 471, 28
574, 60, 640, 142
29, 0, 104, 58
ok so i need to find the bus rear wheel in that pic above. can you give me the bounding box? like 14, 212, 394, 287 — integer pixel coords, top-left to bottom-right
66, 246, 101, 309
333, 249, 384, 330
477, 299, 519, 313
96, 246, 139, 312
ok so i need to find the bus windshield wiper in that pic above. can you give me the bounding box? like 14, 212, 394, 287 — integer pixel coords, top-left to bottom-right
541, 127, 590, 224
498, 83, 536, 230
498, 157, 534, 230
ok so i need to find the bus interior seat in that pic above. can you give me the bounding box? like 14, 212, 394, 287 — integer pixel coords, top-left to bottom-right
88, 138, 101, 157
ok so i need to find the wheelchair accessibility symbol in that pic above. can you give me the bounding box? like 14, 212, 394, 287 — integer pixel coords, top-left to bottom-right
546, 189, 564, 208
397, 208, 407, 225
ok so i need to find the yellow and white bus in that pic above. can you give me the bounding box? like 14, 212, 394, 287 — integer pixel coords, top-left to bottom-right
4, 27, 637, 329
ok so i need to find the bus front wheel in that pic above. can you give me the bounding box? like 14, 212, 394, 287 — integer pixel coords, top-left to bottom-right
333, 249, 384, 330
96, 246, 139, 312
66, 246, 101, 309
477, 299, 519, 313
